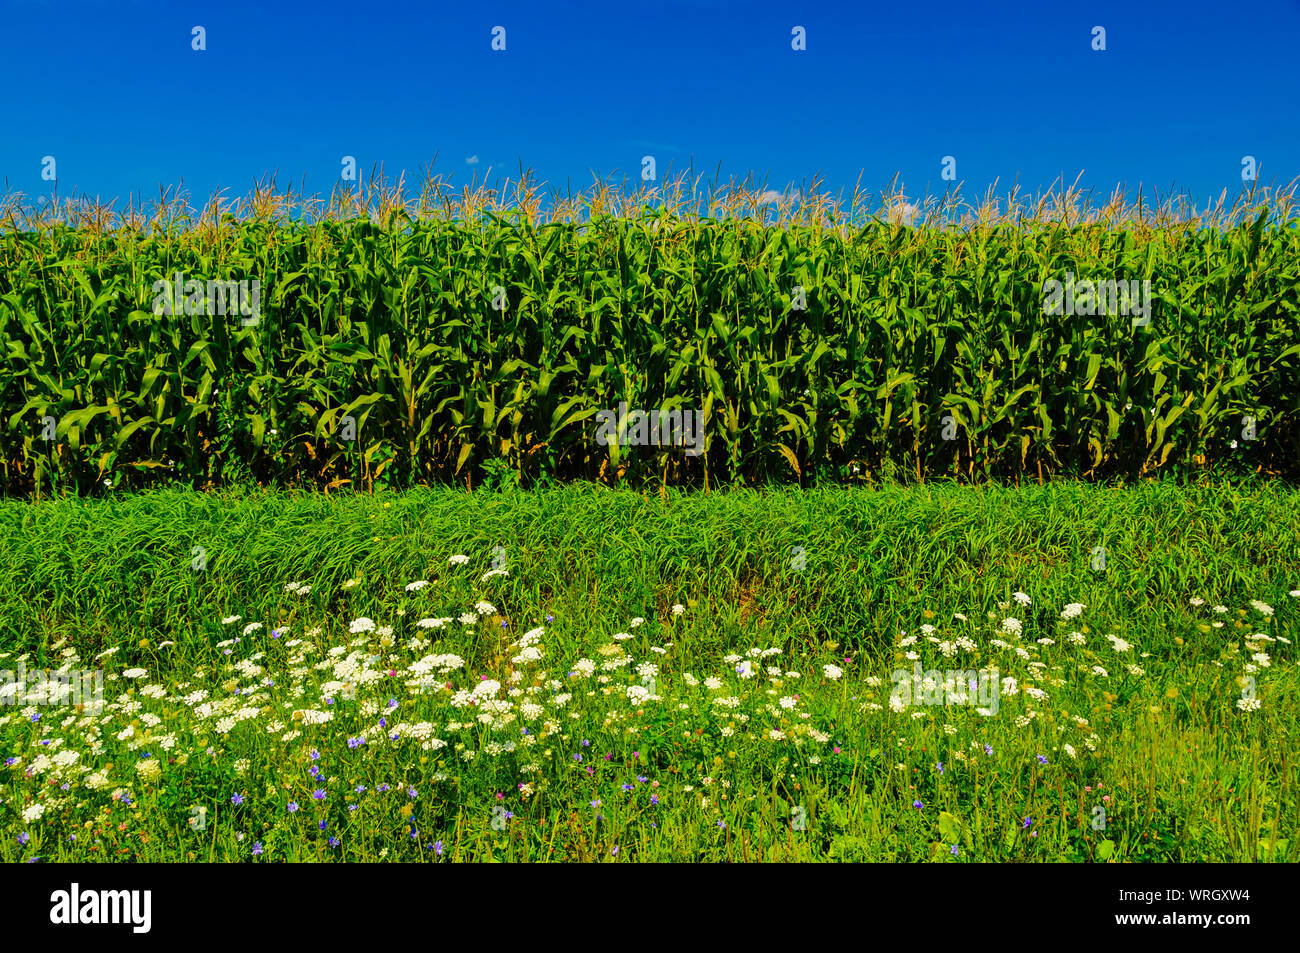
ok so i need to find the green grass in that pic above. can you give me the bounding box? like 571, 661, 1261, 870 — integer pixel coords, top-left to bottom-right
1, 481, 1296, 861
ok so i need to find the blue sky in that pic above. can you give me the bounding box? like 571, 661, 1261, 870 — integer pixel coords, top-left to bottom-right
4, 0, 1299, 213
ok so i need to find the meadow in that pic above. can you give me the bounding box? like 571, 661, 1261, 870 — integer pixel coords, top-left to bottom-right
1, 178, 1297, 863
0, 482, 1296, 862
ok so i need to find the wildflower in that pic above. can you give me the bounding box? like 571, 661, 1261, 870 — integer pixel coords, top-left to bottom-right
822, 664, 843, 680
230, 793, 245, 805
912, 800, 923, 809
287, 802, 299, 813
252, 841, 263, 856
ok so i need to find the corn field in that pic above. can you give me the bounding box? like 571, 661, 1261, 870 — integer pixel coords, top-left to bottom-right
1, 175, 1298, 496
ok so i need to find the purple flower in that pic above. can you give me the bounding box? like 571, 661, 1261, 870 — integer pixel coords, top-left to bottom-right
913, 800, 923, 809
622, 783, 634, 792
581, 739, 590, 747
1037, 754, 1048, 765
591, 799, 601, 809
328, 837, 340, 848
312, 789, 326, 800
310, 749, 320, 761
3, 758, 16, 766
252, 841, 263, 856
407, 786, 418, 798
347, 737, 364, 749
717, 819, 726, 829
231, 793, 244, 805
545, 614, 554, 623
29, 713, 39, 723
377, 783, 391, 792
16, 833, 29, 846
950, 845, 959, 856
387, 699, 398, 708
573, 753, 582, 762
378, 718, 387, 729
1022, 816, 1033, 829
984, 744, 993, 756
355, 785, 367, 794
434, 840, 444, 855
936, 762, 943, 774
650, 794, 659, 806
319, 820, 328, 831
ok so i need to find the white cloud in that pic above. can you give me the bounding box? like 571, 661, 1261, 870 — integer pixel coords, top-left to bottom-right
465, 155, 479, 165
